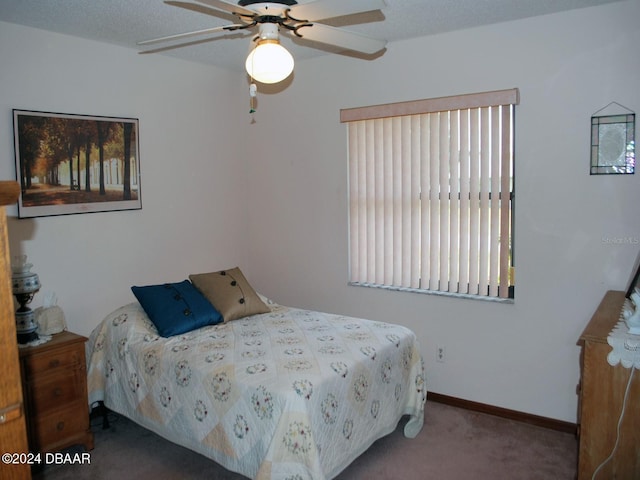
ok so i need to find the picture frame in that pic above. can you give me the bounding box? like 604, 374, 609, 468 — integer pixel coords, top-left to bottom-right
590, 109, 635, 175
13, 109, 141, 218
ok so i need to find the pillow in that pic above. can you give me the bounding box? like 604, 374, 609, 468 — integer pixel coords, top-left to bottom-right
131, 280, 222, 337
189, 267, 270, 322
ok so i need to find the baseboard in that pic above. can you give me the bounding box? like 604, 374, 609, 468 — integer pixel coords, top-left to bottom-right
426, 392, 577, 435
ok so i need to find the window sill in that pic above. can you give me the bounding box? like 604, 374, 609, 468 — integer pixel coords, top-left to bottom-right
348, 282, 514, 304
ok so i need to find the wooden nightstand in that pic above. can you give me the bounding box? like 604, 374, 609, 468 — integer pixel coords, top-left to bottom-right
19, 331, 94, 454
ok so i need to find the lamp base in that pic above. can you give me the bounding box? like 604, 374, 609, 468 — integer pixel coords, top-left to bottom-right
17, 331, 39, 344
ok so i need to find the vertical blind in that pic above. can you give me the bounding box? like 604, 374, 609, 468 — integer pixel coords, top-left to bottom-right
340, 88, 519, 299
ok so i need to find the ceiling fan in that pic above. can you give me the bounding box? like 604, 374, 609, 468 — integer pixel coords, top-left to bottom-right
138, 0, 387, 84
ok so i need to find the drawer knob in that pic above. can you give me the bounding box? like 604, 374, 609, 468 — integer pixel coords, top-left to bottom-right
54, 388, 62, 397
56, 421, 65, 431
49, 359, 60, 368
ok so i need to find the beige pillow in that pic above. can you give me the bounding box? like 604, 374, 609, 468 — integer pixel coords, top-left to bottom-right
189, 267, 270, 322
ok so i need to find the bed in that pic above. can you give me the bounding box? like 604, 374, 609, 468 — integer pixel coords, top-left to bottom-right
86, 271, 426, 480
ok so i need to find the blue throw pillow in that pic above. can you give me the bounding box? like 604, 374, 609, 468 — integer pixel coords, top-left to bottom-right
131, 280, 222, 337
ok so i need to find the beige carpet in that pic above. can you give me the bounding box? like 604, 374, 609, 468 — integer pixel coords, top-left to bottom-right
33, 401, 577, 479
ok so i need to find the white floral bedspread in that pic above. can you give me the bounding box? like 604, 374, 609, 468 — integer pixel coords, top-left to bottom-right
86, 301, 426, 480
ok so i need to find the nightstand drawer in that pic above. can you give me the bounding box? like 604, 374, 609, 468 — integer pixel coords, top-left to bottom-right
27, 370, 85, 418
22, 344, 83, 376
32, 404, 88, 452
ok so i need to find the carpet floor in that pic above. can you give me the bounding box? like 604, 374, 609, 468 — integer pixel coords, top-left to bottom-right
33, 401, 577, 479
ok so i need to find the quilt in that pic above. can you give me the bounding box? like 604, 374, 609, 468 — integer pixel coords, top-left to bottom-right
86, 300, 426, 479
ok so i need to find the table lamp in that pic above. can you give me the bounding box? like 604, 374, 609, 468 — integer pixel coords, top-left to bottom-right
12, 255, 41, 344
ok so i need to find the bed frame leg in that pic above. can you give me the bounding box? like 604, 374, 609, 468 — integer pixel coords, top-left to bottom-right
91, 401, 111, 430
100, 402, 110, 429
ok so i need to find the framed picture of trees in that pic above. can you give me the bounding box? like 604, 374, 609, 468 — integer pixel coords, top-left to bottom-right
13, 109, 141, 218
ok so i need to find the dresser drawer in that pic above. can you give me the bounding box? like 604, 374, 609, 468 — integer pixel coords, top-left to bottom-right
31, 403, 89, 452
26, 369, 85, 418
22, 344, 83, 377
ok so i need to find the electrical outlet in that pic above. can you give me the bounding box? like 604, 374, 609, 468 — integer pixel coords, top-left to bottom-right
436, 345, 445, 363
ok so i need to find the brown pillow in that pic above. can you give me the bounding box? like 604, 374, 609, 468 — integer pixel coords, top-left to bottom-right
189, 267, 270, 322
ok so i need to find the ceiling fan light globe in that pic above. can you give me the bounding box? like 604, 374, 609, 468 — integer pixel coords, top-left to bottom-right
245, 41, 294, 84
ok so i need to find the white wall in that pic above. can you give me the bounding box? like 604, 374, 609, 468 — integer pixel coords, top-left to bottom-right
0, 22, 251, 337
1, 0, 638, 424
243, 0, 640, 422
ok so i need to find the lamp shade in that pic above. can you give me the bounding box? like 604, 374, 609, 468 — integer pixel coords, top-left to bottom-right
245, 40, 294, 84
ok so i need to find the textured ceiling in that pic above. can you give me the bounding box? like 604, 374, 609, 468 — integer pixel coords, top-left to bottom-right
0, 0, 623, 73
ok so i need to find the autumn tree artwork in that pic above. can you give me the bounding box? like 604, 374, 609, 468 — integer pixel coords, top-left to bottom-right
13, 110, 142, 218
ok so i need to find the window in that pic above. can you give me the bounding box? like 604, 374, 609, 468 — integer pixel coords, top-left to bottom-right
340, 88, 518, 300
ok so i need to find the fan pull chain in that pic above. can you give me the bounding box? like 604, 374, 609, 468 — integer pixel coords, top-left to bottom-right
249, 82, 257, 115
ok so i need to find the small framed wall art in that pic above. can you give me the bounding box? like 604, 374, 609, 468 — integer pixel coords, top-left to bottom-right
13, 109, 142, 218
590, 102, 635, 175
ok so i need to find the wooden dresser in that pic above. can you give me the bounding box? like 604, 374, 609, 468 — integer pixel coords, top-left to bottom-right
578, 290, 640, 479
19, 331, 94, 454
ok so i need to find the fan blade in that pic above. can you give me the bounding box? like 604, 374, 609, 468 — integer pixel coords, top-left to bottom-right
139, 35, 227, 55
294, 23, 386, 54
194, 0, 256, 17
289, 0, 386, 22
137, 23, 246, 46
164, 1, 238, 22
